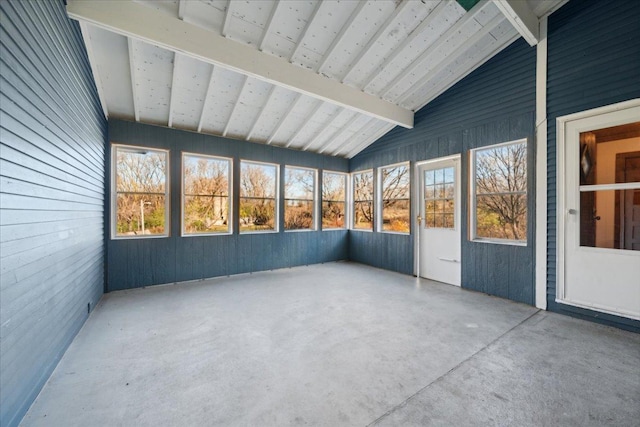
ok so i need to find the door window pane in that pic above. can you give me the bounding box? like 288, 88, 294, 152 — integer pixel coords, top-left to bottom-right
423, 166, 454, 229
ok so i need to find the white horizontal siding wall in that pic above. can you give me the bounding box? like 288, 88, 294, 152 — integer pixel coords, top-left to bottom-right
0, 1, 107, 426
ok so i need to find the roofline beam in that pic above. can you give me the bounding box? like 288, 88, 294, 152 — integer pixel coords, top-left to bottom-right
266, 93, 302, 145
494, 0, 539, 46
78, 22, 109, 119
360, 0, 451, 92
316, 2, 367, 74
318, 113, 361, 155
341, 0, 411, 83
259, 1, 281, 51
167, 52, 180, 127
221, 0, 232, 37
127, 37, 140, 122
222, 75, 248, 137
246, 85, 276, 141
177, 0, 186, 20
396, 13, 505, 104
289, 1, 323, 62
285, 100, 324, 148
197, 65, 216, 133
379, 0, 490, 99
67, 0, 413, 129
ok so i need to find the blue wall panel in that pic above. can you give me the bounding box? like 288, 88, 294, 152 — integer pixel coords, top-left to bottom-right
350, 39, 536, 305
107, 120, 348, 291
0, 1, 107, 426
546, 0, 640, 330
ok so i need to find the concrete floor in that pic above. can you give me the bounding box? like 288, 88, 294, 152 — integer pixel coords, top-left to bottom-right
21, 262, 640, 426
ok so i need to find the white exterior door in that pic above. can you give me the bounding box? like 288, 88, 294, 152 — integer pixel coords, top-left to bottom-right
416, 156, 461, 286
559, 100, 640, 320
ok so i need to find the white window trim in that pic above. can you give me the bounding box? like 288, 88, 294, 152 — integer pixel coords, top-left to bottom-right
351, 169, 374, 232
111, 143, 170, 240
284, 165, 317, 232
469, 138, 528, 246
377, 161, 410, 234
239, 159, 280, 234
181, 152, 233, 237
322, 170, 348, 231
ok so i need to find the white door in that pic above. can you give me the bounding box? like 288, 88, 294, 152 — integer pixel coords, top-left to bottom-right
559, 100, 640, 320
416, 156, 461, 286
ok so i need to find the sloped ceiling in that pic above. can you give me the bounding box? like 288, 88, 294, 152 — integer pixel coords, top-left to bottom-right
69, 0, 565, 157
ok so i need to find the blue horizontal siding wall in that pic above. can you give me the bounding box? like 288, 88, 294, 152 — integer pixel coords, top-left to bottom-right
107, 120, 348, 291
546, 0, 640, 331
350, 39, 536, 305
0, 1, 107, 426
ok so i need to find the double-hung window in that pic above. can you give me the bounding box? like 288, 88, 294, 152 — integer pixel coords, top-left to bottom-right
182, 153, 231, 235
352, 170, 374, 230
379, 163, 410, 233
112, 145, 169, 238
470, 139, 528, 243
284, 166, 316, 231
239, 160, 278, 233
322, 171, 347, 229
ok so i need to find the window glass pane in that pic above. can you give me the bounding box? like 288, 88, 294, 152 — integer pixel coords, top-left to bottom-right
285, 167, 315, 230
240, 161, 277, 232
322, 172, 346, 229
425, 170, 435, 185
476, 194, 527, 241
183, 154, 230, 235
114, 146, 168, 238
239, 198, 276, 231
381, 164, 410, 233
444, 167, 454, 184
473, 141, 527, 242
352, 171, 373, 230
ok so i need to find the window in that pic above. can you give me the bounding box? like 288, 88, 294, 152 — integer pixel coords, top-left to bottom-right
322, 171, 347, 230
182, 153, 231, 235
112, 145, 169, 238
380, 163, 410, 233
471, 139, 527, 243
239, 160, 278, 233
284, 166, 316, 231
424, 166, 455, 229
352, 170, 374, 230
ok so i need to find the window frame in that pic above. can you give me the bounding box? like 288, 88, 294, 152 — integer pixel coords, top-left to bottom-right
377, 162, 411, 234
351, 169, 374, 232
284, 165, 317, 232
322, 170, 348, 231
111, 143, 170, 240
469, 138, 528, 246
181, 152, 233, 237
239, 159, 280, 234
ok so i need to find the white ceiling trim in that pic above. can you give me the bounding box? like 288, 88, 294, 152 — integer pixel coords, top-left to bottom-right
78, 22, 108, 119
126, 37, 139, 122
246, 85, 276, 141
197, 65, 216, 133
380, 0, 491, 101
259, 2, 280, 52
396, 12, 505, 104
167, 52, 180, 128
495, 0, 539, 46
222, 75, 248, 137
221, 0, 232, 38
289, 1, 324, 62
67, 0, 413, 129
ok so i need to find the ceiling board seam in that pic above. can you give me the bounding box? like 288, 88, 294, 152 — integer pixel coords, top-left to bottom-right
379, 0, 492, 99
316, 1, 368, 75
267, 92, 302, 145
223, 75, 248, 137
246, 85, 276, 141
319, 113, 361, 155
259, 1, 281, 52
285, 100, 323, 148
289, 1, 324, 62
127, 37, 140, 122
330, 117, 375, 156
167, 52, 180, 127
197, 65, 216, 133
78, 22, 109, 119
360, 0, 451, 91
301, 108, 344, 151
341, 0, 411, 84
396, 12, 505, 104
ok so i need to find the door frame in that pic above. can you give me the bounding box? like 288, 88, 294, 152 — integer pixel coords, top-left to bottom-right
413, 154, 462, 280
556, 98, 640, 316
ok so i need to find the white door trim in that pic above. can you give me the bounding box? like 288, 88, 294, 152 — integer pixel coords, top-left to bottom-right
556, 98, 640, 315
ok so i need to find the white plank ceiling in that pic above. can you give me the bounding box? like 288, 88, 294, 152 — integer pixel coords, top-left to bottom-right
71, 0, 565, 158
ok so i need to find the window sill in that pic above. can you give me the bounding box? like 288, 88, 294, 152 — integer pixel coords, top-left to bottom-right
471, 238, 527, 247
